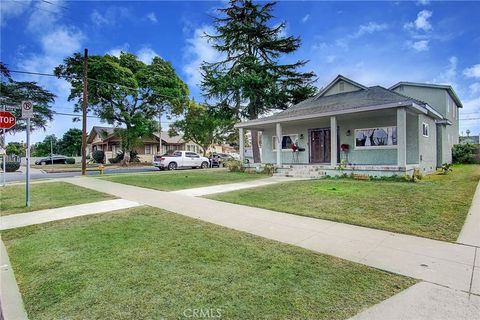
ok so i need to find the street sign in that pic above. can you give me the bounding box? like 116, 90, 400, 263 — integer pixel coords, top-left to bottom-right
21, 100, 33, 118
0, 111, 16, 129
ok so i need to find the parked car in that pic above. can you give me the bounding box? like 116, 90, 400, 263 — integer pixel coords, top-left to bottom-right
153, 150, 210, 170
35, 155, 68, 165
209, 153, 235, 168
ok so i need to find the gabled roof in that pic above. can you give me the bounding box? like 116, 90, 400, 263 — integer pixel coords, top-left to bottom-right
87, 126, 115, 144
389, 81, 463, 108
153, 132, 185, 144
236, 85, 440, 128
87, 126, 185, 145
315, 74, 367, 98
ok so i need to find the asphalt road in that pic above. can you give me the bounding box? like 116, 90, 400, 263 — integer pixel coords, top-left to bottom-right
1, 166, 159, 183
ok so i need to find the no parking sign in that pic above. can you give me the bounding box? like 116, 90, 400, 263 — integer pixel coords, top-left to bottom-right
21, 100, 33, 118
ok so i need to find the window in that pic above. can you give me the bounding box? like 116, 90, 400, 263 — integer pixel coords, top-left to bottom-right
186, 152, 200, 158
272, 134, 299, 151
173, 151, 182, 157
145, 144, 152, 154
422, 123, 429, 137
355, 127, 397, 148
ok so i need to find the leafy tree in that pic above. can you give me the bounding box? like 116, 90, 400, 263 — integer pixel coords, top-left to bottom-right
0, 62, 56, 134
6, 142, 26, 156
54, 52, 189, 163
169, 101, 236, 156
201, 0, 316, 162
58, 128, 82, 156
31, 135, 58, 157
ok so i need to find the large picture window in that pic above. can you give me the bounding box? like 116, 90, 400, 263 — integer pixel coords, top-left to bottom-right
272, 134, 298, 151
355, 127, 397, 148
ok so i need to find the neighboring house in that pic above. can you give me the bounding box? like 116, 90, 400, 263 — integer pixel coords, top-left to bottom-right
235, 75, 462, 177
459, 135, 479, 144
87, 126, 201, 163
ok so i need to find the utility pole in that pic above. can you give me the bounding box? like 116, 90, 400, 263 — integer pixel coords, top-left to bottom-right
50, 138, 53, 165
158, 107, 162, 155
81, 48, 88, 175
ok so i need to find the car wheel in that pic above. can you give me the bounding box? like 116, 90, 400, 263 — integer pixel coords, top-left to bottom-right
41, 161, 46, 165
201, 161, 209, 169
168, 162, 177, 170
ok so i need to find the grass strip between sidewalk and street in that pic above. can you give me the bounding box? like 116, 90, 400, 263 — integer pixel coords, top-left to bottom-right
3, 206, 415, 320
0, 182, 116, 216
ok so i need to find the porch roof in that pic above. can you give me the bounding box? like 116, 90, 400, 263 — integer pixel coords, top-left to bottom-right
235, 86, 443, 129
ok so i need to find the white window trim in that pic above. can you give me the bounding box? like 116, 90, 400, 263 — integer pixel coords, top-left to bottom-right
354, 126, 398, 150
272, 133, 299, 152
422, 122, 429, 137
145, 144, 152, 154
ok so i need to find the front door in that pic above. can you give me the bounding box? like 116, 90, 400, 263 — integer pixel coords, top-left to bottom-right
309, 128, 331, 163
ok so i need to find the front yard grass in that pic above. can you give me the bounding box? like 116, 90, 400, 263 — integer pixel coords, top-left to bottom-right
209, 164, 480, 242
2, 206, 415, 319
0, 182, 115, 216
100, 169, 267, 191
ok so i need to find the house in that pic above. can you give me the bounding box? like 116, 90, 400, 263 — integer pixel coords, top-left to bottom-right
235, 75, 462, 177
459, 135, 479, 144
87, 126, 202, 163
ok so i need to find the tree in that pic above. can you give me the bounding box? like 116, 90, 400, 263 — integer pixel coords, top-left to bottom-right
6, 142, 26, 156
58, 128, 82, 156
201, 0, 316, 162
169, 101, 236, 156
54, 52, 189, 163
31, 135, 58, 157
0, 62, 56, 134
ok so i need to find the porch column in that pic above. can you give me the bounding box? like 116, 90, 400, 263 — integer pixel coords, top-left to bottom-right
397, 107, 407, 167
276, 122, 282, 166
239, 127, 245, 163
330, 116, 338, 167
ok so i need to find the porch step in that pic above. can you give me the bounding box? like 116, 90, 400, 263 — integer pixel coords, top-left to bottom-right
274, 167, 328, 179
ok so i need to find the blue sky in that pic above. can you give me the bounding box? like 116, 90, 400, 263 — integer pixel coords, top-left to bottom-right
1, 0, 479, 143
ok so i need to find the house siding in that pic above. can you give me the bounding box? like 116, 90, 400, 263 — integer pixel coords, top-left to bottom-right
418, 114, 437, 173
323, 81, 363, 96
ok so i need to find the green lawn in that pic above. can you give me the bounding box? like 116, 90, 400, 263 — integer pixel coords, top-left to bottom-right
210, 165, 480, 242
100, 169, 267, 191
0, 182, 115, 216
3, 206, 414, 320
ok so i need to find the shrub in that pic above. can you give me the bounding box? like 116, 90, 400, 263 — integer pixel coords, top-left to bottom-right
440, 163, 452, 175
1, 161, 21, 172
224, 159, 245, 172
262, 163, 276, 175
66, 158, 75, 164
452, 143, 477, 164
92, 150, 105, 164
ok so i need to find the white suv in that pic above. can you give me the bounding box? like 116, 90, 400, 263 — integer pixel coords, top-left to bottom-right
153, 150, 210, 170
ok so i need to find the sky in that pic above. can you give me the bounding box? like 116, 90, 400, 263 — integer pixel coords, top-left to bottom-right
1, 0, 479, 143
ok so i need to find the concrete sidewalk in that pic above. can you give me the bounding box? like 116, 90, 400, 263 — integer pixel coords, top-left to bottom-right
350, 281, 480, 320
0, 199, 140, 230
458, 182, 480, 247
171, 176, 306, 196
61, 177, 479, 294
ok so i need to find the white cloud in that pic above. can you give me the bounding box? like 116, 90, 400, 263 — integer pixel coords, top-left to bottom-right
407, 40, 429, 52
147, 12, 158, 23
90, 6, 131, 27
432, 56, 458, 86
301, 14, 310, 23
183, 25, 223, 91
469, 83, 480, 95
0, 0, 32, 27
463, 64, 480, 79
417, 0, 430, 5
136, 47, 160, 64
352, 22, 388, 38
405, 10, 433, 32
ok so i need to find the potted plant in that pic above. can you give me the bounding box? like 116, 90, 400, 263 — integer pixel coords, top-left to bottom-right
340, 144, 349, 152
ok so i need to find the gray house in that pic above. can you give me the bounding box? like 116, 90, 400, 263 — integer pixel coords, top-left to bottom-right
236, 75, 462, 177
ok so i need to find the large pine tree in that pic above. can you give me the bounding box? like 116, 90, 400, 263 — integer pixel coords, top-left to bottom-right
201, 0, 316, 163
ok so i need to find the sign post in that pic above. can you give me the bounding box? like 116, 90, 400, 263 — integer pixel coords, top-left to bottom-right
22, 101, 33, 207
0, 109, 17, 187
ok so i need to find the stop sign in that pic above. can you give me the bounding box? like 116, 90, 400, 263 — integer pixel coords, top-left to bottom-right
0, 111, 16, 129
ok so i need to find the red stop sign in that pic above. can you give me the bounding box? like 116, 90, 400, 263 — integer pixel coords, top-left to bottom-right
0, 111, 17, 129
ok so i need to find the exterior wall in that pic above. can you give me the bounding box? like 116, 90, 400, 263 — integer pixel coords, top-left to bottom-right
393, 85, 447, 115
260, 110, 421, 166
418, 114, 437, 173
323, 81, 363, 96
436, 124, 452, 165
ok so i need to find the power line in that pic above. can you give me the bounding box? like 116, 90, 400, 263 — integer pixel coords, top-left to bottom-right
41, 0, 69, 10
460, 118, 480, 120
8, 69, 186, 101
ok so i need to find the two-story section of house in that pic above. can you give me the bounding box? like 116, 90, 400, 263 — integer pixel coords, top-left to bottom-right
389, 82, 462, 166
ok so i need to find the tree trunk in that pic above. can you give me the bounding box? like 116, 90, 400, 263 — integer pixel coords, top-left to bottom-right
251, 130, 261, 163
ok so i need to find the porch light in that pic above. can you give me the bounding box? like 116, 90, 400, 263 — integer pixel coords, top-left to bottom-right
346, 130, 351, 136
299, 133, 304, 140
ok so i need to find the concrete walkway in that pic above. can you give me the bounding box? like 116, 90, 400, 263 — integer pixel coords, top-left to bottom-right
61, 177, 479, 295
0, 199, 140, 230
458, 182, 480, 247
350, 281, 480, 320
171, 176, 306, 196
